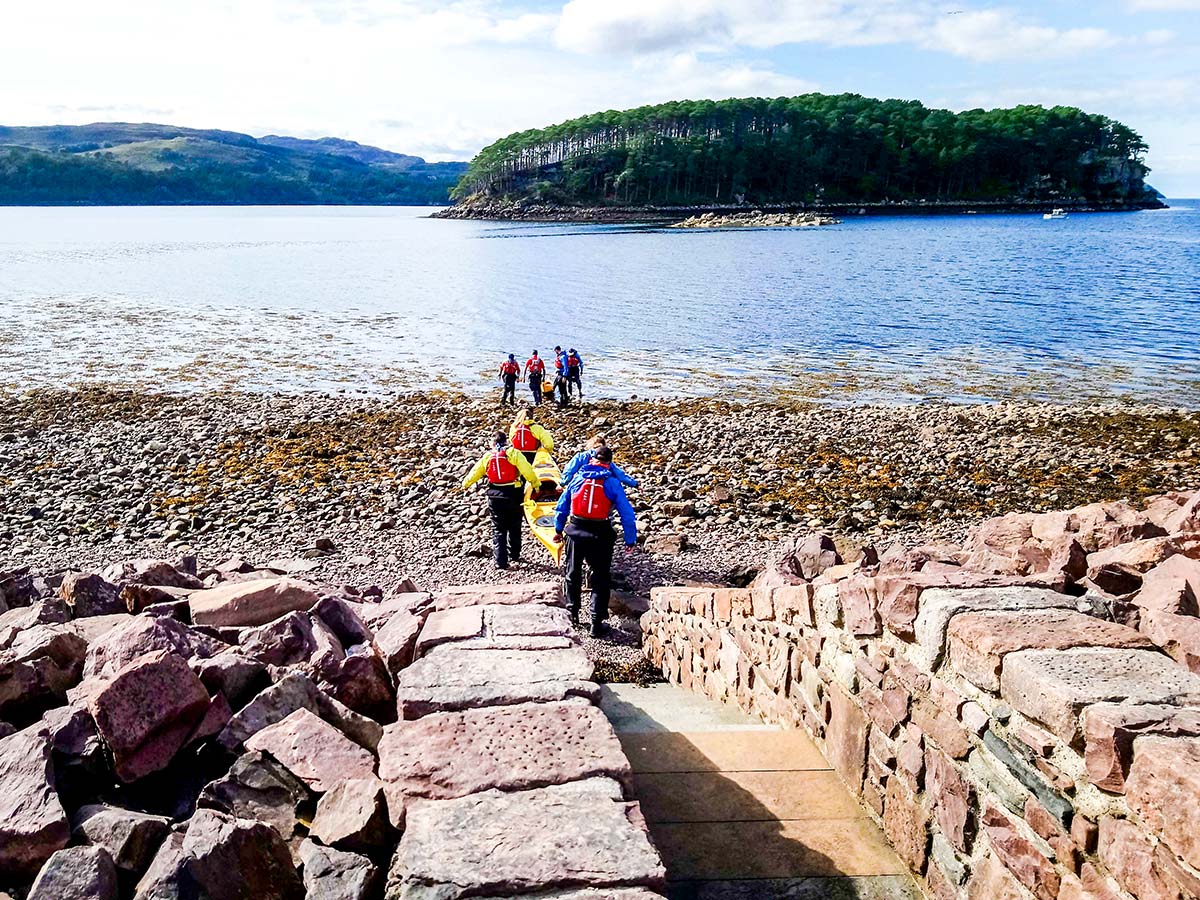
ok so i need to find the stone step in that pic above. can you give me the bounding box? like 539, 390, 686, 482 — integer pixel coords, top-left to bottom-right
633, 771, 866, 823
618, 731, 829, 774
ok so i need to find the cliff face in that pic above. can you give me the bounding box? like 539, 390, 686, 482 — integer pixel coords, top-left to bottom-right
450, 93, 1159, 212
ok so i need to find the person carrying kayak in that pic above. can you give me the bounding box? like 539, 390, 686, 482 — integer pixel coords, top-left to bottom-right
554, 445, 637, 635
562, 435, 638, 488
509, 408, 554, 464
462, 431, 541, 570
552, 345, 570, 407
524, 350, 546, 406
498, 354, 520, 406
566, 348, 584, 398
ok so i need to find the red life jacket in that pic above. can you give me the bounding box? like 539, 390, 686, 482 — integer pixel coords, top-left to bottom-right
527, 357, 545, 375
571, 469, 612, 520
500, 361, 519, 376
485, 449, 518, 484
512, 423, 539, 452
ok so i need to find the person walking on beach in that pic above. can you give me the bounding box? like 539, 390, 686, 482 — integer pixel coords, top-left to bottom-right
566, 348, 584, 398
498, 354, 520, 406
510, 408, 554, 464
554, 445, 637, 635
552, 345, 570, 407
524, 350, 546, 405
562, 435, 638, 488
462, 431, 541, 570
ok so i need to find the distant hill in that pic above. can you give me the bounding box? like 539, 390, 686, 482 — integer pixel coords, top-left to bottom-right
452, 93, 1160, 210
0, 123, 467, 205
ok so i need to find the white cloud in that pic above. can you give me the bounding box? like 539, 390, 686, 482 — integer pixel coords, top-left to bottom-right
928, 9, 1116, 61
1126, 0, 1200, 10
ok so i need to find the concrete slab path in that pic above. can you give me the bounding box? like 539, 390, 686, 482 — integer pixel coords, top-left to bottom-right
601, 683, 924, 900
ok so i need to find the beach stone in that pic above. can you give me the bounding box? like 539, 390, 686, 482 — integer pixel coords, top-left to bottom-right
198, 750, 312, 840
373, 609, 424, 676
28, 845, 118, 900
72, 804, 171, 878
487, 603, 572, 637
1137, 554, 1200, 615
299, 840, 378, 900
245, 707, 376, 792
131, 831, 187, 898
87, 650, 211, 782
59, 573, 124, 618
0, 726, 69, 880
1125, 736, 1200, 869
310, 776, 388, 852
0, 623, 87, 722
378, 700, 629, 812
179, 809, 304, 900
913, 586, 1081, 667
415, 606, 485, 655
395, 645, 596, 719
1000, 648, 1200, 745
83, 615, 228, 679
218, 671, 382, 753
947, 609, 1152, 691
1088, 537, 1183, 576
189, 577, 320, 627
387, 778, 664, 899
67, 613, 134, 645
432, 581, 562, 610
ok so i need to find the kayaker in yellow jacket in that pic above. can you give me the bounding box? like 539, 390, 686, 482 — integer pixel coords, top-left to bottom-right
509, 409, 554, 464
462, 432, 542, 570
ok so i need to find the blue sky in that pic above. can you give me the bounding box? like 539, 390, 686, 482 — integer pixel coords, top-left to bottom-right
3, 0, 1198, 194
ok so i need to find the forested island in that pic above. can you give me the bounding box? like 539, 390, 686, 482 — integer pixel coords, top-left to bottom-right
440, 93, 1163, 220
0, 124, 466, 205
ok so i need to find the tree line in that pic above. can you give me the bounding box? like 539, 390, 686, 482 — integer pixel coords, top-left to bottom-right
453, 94, 1154, 206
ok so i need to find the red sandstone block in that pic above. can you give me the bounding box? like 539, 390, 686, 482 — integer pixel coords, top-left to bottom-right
982, 805, 1061, 900
1082, 703, 1200, 793
1141, 610, 1200, 673
859, 684, 905, 736
877, 575, 926, 639
883, 777, 929, 872
1071, 815, 1099, 857
889, 654, 931, 694
772, 584, 815, 627
960, 701, 989, 735
897, 735, 925, 787
1088, 537, 1183, 576
714, 588, 752, 621
1138, 554, 1200, 616
838, 577, 881, 636
1099, 816, 1200, 900
855, 654, 884, 688
965, 851, 1032, 900
912, 698, 972, 759
750, 586, 774, 620
926, 745, 974, 853
1014, 721, 1057, 758
1125, 736, 1200, 871
947, 609, 1152, 692
825, 684, 868, 792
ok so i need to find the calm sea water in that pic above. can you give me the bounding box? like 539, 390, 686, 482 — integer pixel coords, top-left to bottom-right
0, 204, 1197, 404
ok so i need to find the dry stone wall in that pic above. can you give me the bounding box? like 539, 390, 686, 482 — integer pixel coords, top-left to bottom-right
644, 491, 1200, 900
1, 558, 665, 900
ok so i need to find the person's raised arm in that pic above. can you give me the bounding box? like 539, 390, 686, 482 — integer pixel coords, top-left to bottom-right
461, 454, 487, 490
606, 480, 638, 547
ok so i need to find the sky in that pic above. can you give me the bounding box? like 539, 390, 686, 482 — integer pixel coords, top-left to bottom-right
2, 0, 1198, 195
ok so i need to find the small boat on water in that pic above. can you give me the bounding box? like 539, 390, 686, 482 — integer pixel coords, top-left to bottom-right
1043, 208, 1068, 220
524, 447, 565, 564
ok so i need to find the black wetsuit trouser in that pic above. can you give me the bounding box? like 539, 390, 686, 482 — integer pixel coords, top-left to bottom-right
487, 484, 523, 568
555, 376, 569, 406
564, 517, 615, 629
529, 374, 543, 404
501, 374, 517, 405
567, 366, 582, 397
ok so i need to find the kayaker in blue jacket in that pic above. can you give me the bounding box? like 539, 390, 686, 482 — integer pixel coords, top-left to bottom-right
561, 436, 638, 488
554, 446, 637, 636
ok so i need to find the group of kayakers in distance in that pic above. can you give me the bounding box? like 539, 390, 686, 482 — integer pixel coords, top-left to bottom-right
499, 346, 583, 407
460, 405, 635, 638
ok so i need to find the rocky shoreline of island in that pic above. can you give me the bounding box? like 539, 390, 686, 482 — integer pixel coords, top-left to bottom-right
2, 388, 1196, 601
430, 196, 1166, 224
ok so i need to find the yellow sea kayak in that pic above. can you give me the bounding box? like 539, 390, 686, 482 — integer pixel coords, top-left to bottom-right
524, 447, 565, 565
